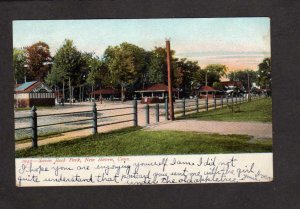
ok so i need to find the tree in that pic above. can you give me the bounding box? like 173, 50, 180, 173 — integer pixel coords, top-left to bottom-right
47, 39, 82, 102
173, 58, 201, 95
213, 82, 225, 91
147, 47, 178, 85
227, 69, 257, 89
204, 64, 228, 86
257, 58, 271, 89
25, 41, 52, 81
103, 42, 147, 101
83, 53, 107, 99
13, 48, 27, 83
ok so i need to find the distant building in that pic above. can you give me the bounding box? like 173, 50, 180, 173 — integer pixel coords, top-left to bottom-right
135, 83, 179, 103
220, 81, 243, 89
197, 85, 220, 99
14, 81, 55, 108
90, 88, 121, 101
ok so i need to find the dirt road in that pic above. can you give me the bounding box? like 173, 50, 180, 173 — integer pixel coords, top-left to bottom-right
146, 120, 272, 139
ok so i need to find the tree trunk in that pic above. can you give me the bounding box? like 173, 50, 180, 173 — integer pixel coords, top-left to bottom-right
100, 85, 102, 104
82, 86, 84, 102
93, 85, 96, 101
91, 85, 94, 102
69, 77, 71, 104
62, 80, 65, 102
79, 86, 81, 103
121, 85, 125, 102
72, 87, 74, 103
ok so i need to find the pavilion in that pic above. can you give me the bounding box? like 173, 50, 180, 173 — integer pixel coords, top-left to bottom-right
197, 85, 219, 99
90, 88, 121, 101
135, 83, 179, 103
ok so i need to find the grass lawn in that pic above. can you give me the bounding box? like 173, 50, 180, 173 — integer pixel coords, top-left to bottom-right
181, 98, 272, 122
16, 126, 272, 158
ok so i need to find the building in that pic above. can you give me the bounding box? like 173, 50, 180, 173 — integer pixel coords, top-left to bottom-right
135, 83, 179, 104
220, 81, 244, 96
14, 81, 55, 108
197, 85, 220, 99
220, 81, 243, 89
90, 88, 121, 101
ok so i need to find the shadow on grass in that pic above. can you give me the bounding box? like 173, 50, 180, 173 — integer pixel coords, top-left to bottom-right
16, 125, 272, 158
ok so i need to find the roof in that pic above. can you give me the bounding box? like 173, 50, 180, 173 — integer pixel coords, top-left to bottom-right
90, 89, 120, 95
220, 81, 243, 88
15, 81, 53, 93
135, 83, 177, 92
15, 81, 37, 91
199, 85, 217, 92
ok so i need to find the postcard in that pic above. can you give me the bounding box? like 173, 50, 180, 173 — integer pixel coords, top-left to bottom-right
13, 18, 272, 186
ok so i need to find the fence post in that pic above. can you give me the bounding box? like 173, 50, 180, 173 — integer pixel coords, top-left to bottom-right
165, 97, 168, 120
231, 95, 234, 105
146, 104, 150, 125
133, 98, 138, 126
221, 96, 223, 108
92, 102, 98, 134
214, 96, 216, 109
226, 96, 228, 106
206, 96, 208, 111
155, 103, 159, 123
182, 98, 186, 117
235, 96, 238, 104
31, 106, 38, 148
196, 96, 199, 113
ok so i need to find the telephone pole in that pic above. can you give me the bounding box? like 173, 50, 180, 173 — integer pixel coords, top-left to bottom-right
166, 39, 174, 120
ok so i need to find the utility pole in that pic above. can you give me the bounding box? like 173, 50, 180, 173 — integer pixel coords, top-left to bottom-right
166, 39, 174, 121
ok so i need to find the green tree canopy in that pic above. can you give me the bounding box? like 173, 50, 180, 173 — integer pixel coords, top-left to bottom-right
147, 47, 177, 85
174, 58, 201, 94
48, 39, 82, 86
13, 48, 27, 83
204, 64, 228, 86
212, 82, 225, 91
257, 58, 271, 89
227, 69, 257, 89
103, 42, 147, 101
83, 53, 105, 87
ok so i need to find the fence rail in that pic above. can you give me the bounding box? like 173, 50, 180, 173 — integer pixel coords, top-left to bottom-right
14, 101, 138, 148
15, 94, 266, 148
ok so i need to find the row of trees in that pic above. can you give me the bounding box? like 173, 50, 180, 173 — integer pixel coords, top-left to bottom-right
13, 39, 271, 101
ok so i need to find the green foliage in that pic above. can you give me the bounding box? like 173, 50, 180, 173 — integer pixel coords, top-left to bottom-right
227, 69, 257, 89
16, 127, 272, 157
81, 53, 104, 87
204, 64, 228, 86
257, 58, 271, 89
48, 39, 82, 86
174, 58, 201, 93
13, 48, 27, 83
147, 47, 170, 85
212, 82, 224, 91
103, 42, 148, 100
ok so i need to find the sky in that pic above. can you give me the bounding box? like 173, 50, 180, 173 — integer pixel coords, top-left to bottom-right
13, 18, 270, 71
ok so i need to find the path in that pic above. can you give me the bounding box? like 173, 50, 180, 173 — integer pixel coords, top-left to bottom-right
145, 120, 272, 139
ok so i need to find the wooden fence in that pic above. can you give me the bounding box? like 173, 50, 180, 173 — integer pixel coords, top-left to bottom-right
15, 94, 266, 148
